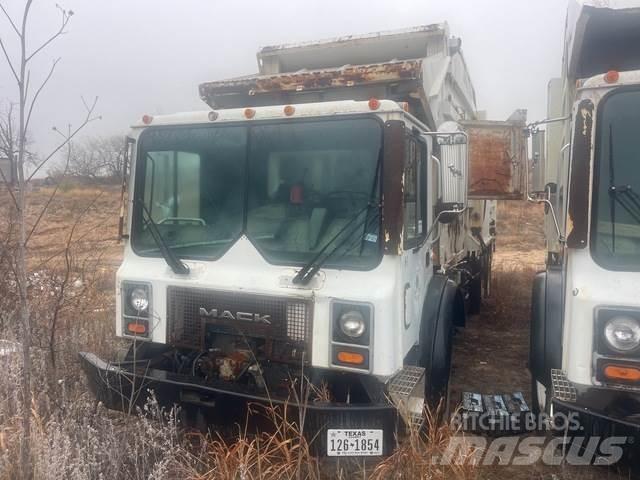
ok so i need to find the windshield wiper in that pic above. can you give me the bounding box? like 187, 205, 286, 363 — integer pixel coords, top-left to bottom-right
293, 151, 383, 285
137, 199, 190, 275
608, 123, 617, 251
291, 204, 380, 285
609, 185, 640, 225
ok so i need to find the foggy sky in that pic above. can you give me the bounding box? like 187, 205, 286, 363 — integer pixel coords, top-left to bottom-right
0, 0, 569, 170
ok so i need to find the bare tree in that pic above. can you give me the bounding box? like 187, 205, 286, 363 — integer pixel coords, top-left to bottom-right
49, 134, 125, 181
0, 3, 99, 478
0, 103, 38, 184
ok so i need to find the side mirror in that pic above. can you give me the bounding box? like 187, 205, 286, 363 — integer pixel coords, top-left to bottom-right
530, 130, 546, 193
433, 124, 468, 207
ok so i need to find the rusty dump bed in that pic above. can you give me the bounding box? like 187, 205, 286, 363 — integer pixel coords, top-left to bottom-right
199, 24, 477, 130
199, 59, 424, 112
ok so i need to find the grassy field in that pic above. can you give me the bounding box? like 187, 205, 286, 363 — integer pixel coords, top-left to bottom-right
0, 186, 635, 478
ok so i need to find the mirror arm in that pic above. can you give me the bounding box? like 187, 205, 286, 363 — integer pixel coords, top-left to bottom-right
527, 115, 571, 134
426, 206, 468, 244
431, 154, 442, 199
527, 187, 565, 243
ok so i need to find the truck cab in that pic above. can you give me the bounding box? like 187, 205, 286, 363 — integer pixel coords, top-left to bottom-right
530, 0, 640, 437
81, 24, 521, 457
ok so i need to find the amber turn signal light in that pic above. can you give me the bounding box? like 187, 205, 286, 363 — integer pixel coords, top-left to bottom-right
604, 365, 640, 382
337, 351, 365, 365
127, 322, 147, 335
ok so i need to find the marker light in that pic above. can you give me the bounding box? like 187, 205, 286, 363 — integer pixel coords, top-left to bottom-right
208, 111, 219, 121
604, 365, 640, 383
399, 102, 410, 112
337, 351, 365, 365
244, 108, 256, 119
368, 98, 381, 110
142, 114, 153, 125
284, 105, 296, 116
127, 322, 148, 335
604, 70, 620, 84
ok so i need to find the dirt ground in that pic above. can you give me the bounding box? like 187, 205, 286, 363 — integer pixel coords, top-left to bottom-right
451, 200, 635, 479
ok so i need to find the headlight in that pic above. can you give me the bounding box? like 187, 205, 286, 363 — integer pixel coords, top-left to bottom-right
604, 317, 640, 352
339, 310, 366, 338
129, 287, 149, 313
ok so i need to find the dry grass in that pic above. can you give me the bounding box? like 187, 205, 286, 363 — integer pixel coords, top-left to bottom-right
370, 405, 479, 480
0, 188, 624, 479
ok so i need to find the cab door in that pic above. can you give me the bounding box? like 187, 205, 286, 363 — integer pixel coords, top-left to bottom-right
401, 133, 432, 355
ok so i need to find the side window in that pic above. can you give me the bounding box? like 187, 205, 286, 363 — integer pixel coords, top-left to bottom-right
403, 136, 428, 248
144, 151, 201, 223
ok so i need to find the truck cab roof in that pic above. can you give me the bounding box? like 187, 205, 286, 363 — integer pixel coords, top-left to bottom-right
132, 99, 424, 130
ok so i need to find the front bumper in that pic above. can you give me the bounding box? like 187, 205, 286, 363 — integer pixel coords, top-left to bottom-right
79, 352, 398, 456
552, 383, 640, 431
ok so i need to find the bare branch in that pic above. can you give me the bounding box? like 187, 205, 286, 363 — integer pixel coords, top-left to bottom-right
25, 124, 71, 246
0, 167, 18, 210
48, 190, 101, 365
24, 68, 30, 99
25, 6, 72, 62
0, 36, 19, 84
0, 3, 20, 37
24, 58, 60, 132
27, 96, 100, 181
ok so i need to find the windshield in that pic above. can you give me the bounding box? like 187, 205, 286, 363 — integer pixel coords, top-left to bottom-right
131, 117, 383, 270
592, 88, 640, 270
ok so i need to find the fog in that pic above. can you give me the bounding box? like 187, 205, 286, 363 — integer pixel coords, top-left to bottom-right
0, 0, 569, 170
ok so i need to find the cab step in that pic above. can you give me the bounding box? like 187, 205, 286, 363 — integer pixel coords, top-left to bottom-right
388, 366, 426, 427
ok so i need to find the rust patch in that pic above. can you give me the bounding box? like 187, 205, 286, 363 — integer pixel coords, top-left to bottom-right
382, 120, 406, 256
566, 99, 594, 249
199, 60, 422, 105
463, 122, 526, 200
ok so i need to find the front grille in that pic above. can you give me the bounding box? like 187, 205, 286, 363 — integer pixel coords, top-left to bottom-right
167, 286, 313, 364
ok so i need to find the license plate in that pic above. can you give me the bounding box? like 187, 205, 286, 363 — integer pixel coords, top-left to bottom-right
327, 429, 383, 457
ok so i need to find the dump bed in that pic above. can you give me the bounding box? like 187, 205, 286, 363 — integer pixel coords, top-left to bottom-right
199, 24, 477, 129
565, 0, 640, 81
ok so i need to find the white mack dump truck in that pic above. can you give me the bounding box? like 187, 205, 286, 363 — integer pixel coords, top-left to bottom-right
529, 0, 640, 446
80, 25, 526, 457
